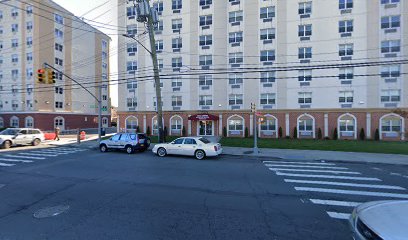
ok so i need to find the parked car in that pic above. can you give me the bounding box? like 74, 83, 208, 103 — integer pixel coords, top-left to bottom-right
349, 200, 408, 240
99, 133, 150, 154
152, 137, 222, 160
0, 128, 45, 149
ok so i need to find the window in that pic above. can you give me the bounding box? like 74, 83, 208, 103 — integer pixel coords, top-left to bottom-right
153, 1, 163, 14
298, 2, 312, 15
298, 47, 312, 59
199, 95, 212, 106
172, 77, 182, 87
26, 100, 33, 109
298, 118, 313, 132
55, 29, 63, 38
11, 23, 18, 32
127, 98, 137, 108
381, 117, 401, 133
171, 117, 182, 133
298, 70, 312, 82
55, 102, 63, 109
11, 8, 18, 17
0, 41, 2, 49
127, 61, 137, 71
228, 118, 243, 131
0, 71, 2, 80
26, 37, 32, 46
26, 5, 33, 14
154, 20, 163, 32
199, 35, 212, 46
184, 138, 197, 145
260, 6, 275, 19
260, 93, 276, 105
157, 59, 163, 70
25, 117, 34, 128
126, 6, 136, 17
199, 75, 212, 86
12, 100, 19, 109
55, 86, 63, 94
339, 117, 355, 132
381, 0, 399, 4
171, 96, 182, 106
261, 118, 277, 131
260, 50, 275, 62
339, 91, 354, 103
0, 11, 2, 20
12, 85, 18, 94
55, 43, 63, 52
55, 14, 63, 24
0, 117, 3, 127
0, 56, 3, 64
199, 15, 212, 27
260, 28, 275, 40
339, 67, 354, 79
298, 24, 312, 37
172, 38, 182, 49
127, 79, 137, 89
339, 44, 353, 56
199, 55, 212, 66
229, 94, 243, 105
127, 43, 137, 54
172, 57, 182, 68
200, 0, 212, 6
11, 54, 18, 63
381, 65, 400, 78
298, 92, 312, 104
229, 52, 243, 64
339, 0, 353, 9
10, 117, 19, 127
381, 15, 400, 29
229, 11, 243, 23
26, 68, 33, 79
12, 39, 18, 48
0, 26, 2, 34
339, 20, 353, 33
11, 69, 18, 79
229, 73, 243, 85
26, 21, 33, 31
54, 117, 64, 129
172, 19, 182, 31
172, 0, 182, 10
55, 57, 63, 66
381, 40, 400, 53
381, 90, 400, 102
126, 24, 138, 36
260, 71, 276, 83
26, 52, 33, 62
229, 32, 243, 43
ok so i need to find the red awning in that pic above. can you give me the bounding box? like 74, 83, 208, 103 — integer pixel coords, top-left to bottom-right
188, 114, 219, 121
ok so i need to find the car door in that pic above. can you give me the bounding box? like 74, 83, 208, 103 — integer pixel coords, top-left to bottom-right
108, 134, 121, 148
182, 138, 198, 156
118, 134, 129, 149
14, 130, 28, 145
167, 138, 184, 155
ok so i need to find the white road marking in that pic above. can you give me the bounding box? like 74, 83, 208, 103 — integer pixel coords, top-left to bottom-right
0, 184, 5, 189
310, 199, 361, 207
32, 150, 70, 154
295, 187, 408, 199
284, 179, 406, 190
263, 161, 336, 166
326, 212, 351, 220
3, 155, 45, 160
0, 162, 15, 167
18, 153, 58, 157
275, 172, 381, 181
269, 168, 361, 175
0, 158, 33, 163
265, 164, 348, 170
390, 173, 402, 176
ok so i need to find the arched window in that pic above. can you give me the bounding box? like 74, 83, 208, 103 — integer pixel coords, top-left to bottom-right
125, 116, 138, 132
227, 115, 244, 136
54, 116, 65, 130
380, 114, 404, 139
260, 115, 277, 137
170, 115, 182, 135
25, 116, 34, 128
297, 114, 315, 138
338, 114, 356, 138
102, 117, 109, 128
0, 117, 4, 128
10, 116, 19, 128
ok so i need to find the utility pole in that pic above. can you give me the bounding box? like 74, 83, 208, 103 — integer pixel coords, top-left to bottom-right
251, 103, 259, 155
131, 0, 164, 143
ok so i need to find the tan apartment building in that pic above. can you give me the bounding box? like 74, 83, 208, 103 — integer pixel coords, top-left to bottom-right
0, 0, 111, 131
117, 0, 407, 140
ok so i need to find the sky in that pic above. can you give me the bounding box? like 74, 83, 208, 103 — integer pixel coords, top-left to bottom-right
53, 0, 119, 107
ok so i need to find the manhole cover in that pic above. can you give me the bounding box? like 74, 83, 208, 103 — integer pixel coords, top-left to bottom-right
33, 205, 70, 219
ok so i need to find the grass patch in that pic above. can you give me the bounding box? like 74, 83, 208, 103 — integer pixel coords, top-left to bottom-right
219, 138, 408, 155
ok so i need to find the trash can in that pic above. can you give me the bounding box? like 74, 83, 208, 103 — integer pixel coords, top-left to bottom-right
101, 128, 106, 136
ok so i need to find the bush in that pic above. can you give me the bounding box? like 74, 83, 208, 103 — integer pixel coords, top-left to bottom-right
359, 128, 365, 141
245, 127, 249, 138
223, 126, 227, 137
136, 126, 140, 133
285, 136, 291, 139
374, 128, 380, 141
278, 127, 283, 138
182, 126, 186, 136
333, 128, 338, 140
317, 128, 322, 140
293, 127, 298, 139
324, 137, 330, 140
146, 126, 151, 136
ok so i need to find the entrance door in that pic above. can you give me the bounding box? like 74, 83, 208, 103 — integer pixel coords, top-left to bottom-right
198, 121, 213, 136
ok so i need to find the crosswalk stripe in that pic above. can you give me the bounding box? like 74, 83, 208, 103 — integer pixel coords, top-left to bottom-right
310, 199, 361, 207
37, 149, 76, 153
269, 168, 361, 175
32, 150, 70, 154
265, 164, 348, 170
285, 179, 406, 190
18, 153, 58, 157
0, 162, 15, 167
0, 158, 33, 163
275, 172, 381, 181
326, 212, 351, 220
263, 161, 336, 166
3, 154, 45, 160
295, 187, 408, 199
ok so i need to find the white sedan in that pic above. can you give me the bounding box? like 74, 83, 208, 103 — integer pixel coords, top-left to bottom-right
152, 137, 222, 160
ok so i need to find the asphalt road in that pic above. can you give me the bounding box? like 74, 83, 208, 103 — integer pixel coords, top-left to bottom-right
0, 145, 407, 240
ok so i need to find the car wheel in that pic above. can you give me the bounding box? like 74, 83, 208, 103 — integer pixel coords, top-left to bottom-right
157, 147, 166, 157
2, 140, 11, 149
125, 145, 134, 154
100, 144, 108, 152
32, 138, 41, 146
195, 150, 206, 160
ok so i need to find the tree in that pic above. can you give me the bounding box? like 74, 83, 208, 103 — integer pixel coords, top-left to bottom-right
359, 128, 366, 141
223, 126, 227, 137
375, 128, 380, 141
163, 126, 168, 142
293, 127, 298, 139
317, 128, 322, 140
146, 126, 151, 136
333, 128, 338, 140
278, 127, 283, 138
245, 127, 249, 138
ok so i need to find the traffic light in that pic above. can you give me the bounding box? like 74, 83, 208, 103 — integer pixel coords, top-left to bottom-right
36, 69, 45, 83
47, 69, 56, 84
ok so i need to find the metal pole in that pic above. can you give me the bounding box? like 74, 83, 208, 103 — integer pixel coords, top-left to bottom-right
98, 85, 102, 143
253, 105, 259, 155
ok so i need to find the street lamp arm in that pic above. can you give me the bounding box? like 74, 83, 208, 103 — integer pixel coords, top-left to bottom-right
122, 34, 153, 56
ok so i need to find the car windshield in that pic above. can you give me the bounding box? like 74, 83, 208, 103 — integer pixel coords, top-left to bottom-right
199, 138, 211, 144
0, 129, 20, 135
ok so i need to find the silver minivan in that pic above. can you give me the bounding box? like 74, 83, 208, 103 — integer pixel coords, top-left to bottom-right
0, 128, 45, 149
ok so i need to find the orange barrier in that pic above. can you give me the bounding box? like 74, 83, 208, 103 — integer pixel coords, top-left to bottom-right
44, 133, 56, 140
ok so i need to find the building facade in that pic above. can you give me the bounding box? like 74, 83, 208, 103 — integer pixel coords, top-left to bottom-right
0, 0, 111, 131
117, 0, 407, 140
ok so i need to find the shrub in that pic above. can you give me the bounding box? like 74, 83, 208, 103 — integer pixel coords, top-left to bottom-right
359, 128, 365, 141
293, 127, 298, 139
333, 128, 338, 140
324, 136, 330, 140
374, 128, 380, 141
245, 127, 249, 138
136, 126, 140, 133
285, 136, 291, 139
278, 127, 283, 138
223, 126, 227, 137
182, 126, 186, 136
146, 126, 151, 136
317, 128, 322, 140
